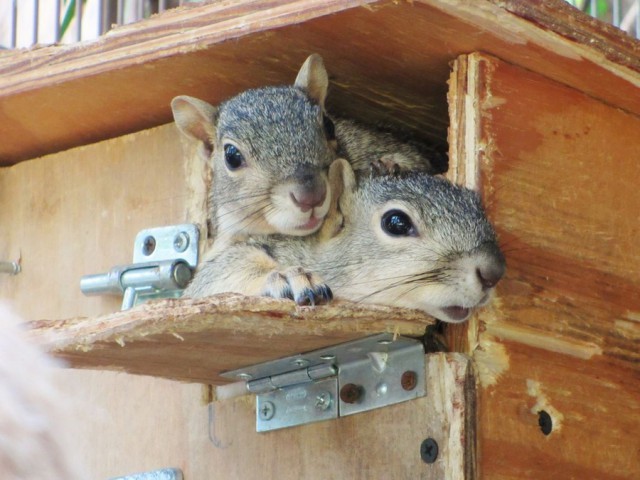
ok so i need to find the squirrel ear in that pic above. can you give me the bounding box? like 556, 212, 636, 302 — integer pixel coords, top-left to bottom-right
171, 96, 218, 152
319, 158, 353, 240
294, 54, 328, 108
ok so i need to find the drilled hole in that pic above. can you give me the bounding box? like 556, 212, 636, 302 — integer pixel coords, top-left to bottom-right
538, 410, 552, 436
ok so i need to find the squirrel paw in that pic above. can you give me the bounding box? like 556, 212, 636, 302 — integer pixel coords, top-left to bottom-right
263, 267, 333, 306
370, 155, 402, 177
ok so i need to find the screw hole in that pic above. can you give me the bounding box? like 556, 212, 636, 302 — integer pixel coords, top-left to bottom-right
142, 236, 156, 256
538, 410, 552, 436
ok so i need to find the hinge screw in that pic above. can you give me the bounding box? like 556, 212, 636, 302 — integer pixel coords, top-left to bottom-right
340, 383, 363, 404
420, 437, 439, 464
259, 401, 275, 421
401, 370, 418, 391
315, 392, 332, 411
142, 235, 156, 256
173, 232, 190, 253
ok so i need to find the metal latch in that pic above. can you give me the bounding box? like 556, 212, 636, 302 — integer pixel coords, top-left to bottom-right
109, 468, 183, 480
222, 333, 426, 432
80, 224, 199, 310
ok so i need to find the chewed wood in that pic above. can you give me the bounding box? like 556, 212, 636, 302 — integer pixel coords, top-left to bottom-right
449, 53, 640, 479
28, 294, 434, 384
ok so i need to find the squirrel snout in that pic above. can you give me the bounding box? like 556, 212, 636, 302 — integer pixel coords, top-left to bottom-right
474, 243, 506, 290
290, 176, 327, 212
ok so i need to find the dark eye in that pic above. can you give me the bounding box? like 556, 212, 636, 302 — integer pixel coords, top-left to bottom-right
381, 210, 416, 237
224, 144, 245, 170
322, 114, 336, 141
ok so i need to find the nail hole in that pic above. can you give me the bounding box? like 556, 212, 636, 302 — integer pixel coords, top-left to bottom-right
538, 410, 552, 436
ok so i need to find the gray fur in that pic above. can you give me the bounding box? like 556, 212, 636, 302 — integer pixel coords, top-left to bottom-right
334, 118, 446, 174
186, 165, 505, 323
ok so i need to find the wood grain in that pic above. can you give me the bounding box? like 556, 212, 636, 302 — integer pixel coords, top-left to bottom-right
448, 52, 640, 479
29, 294, 435, 384
1, 0, 639, 165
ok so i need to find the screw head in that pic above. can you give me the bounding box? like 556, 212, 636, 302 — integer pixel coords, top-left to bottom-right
376, 382, 388, 396
420, 437, 439, 464
259, 401, 275, 421
401, 370, 418, 391
340, 383, 363, 404
292, 358, 309, 368
315, 392, 332, 411
142, 236, 156, 256
173, 231, 190, 253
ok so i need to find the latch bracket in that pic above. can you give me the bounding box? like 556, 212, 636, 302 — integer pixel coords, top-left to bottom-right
222, 333, 426, 432
80, 224, 199, 310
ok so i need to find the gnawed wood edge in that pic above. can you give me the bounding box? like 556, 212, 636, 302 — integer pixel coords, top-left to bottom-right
26, 293, 434, 384
424, 353, 476, 479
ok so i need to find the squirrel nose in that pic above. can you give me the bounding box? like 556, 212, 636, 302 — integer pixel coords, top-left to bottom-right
474, 243, 506, 290
476, 265, 503, 289
290, 175, 327, 212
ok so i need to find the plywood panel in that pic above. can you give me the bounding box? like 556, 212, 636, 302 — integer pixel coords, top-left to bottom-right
447, 53, 640, 479
0, 123, 190, 320
0, 125, 206, 479
1, 0, 639, 164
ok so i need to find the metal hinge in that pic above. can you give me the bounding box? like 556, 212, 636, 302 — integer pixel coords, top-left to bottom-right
222, 333, 426, 432
80, 224, 199, 310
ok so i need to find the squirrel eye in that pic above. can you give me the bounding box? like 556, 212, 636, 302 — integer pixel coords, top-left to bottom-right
224, 144, 245, 170
381, 210, 417, 237
322, 114, 336, 141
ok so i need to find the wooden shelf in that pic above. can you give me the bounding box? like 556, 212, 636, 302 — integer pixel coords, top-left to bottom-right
1, 0, 638, 165
27, 294, 434, 385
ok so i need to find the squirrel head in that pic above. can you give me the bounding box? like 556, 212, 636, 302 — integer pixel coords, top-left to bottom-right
171, 54, 337, 238
323, 160, 505, 323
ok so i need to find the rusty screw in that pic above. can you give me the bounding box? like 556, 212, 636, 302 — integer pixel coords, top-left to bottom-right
401, 370, 418, 391
340, 383, 363, 404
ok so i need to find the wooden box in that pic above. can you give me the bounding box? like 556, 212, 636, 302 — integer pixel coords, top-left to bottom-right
1, 1, 638, 478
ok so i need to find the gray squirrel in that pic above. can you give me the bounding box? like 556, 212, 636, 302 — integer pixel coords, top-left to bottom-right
171, 55, 334, 242
184, 159, 505, 324
171, 54, 442, 242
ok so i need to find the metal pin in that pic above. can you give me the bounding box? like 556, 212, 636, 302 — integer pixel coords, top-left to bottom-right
0, 261, 21, 275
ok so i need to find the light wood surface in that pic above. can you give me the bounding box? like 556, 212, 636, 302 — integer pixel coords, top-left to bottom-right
448, 52, 640, 479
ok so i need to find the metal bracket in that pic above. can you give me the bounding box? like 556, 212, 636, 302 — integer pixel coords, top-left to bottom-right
80, 224, 199, 310
222, 333, 426, 432
109, 468, 183, 480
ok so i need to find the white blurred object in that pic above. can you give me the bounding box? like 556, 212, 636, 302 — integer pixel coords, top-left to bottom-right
0, 302, 83, 480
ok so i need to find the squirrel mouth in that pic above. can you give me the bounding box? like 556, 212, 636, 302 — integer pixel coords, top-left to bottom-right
439, 306, 472, 322
296, 215, 322, 231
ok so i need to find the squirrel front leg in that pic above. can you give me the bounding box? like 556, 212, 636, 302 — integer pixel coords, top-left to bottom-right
183, 242, 332, 306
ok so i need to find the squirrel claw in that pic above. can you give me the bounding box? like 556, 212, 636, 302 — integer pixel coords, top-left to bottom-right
263, 267, 333, 306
